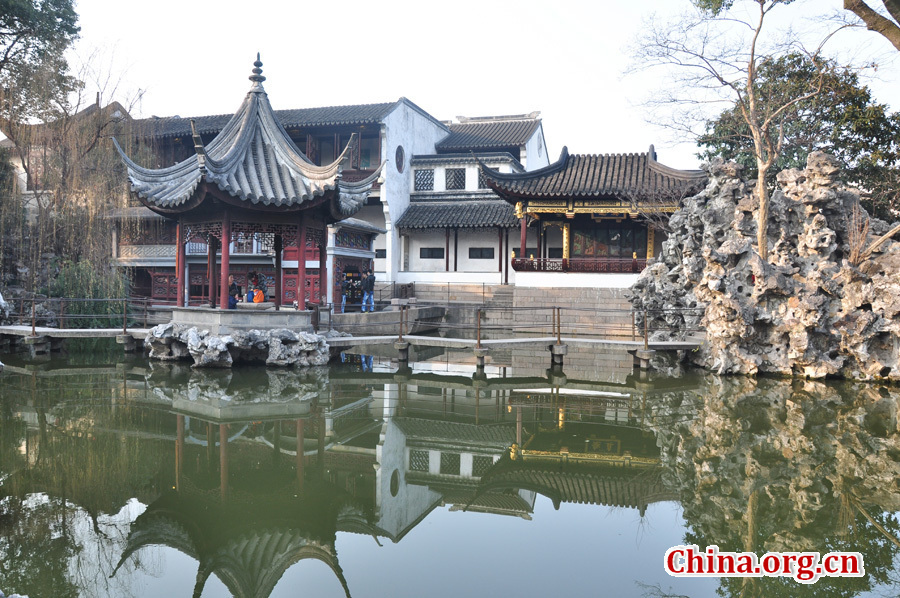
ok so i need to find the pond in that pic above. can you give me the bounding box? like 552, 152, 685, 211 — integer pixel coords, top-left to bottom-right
0, 340, 899, 598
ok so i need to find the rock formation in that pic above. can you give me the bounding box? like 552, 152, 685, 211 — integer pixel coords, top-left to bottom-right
630, 152, 900, 380
145, 323, 334, 368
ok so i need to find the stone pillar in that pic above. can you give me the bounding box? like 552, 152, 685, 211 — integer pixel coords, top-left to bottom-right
274, 234, 283, 310
176, 222, 186, 307
219, 214, 231, 310
326, 226, 337, 307
298, 215, 307, 310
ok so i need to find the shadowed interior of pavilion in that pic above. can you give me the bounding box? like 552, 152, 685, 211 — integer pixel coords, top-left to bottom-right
114, 55, 381, 324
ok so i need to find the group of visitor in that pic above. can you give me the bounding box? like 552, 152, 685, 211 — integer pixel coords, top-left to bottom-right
227, 272, 268, 309
339, 269, 375, 313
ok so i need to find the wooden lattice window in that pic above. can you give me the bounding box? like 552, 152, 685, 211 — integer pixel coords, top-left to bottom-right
445, 168, 465, 190
478, 168, 490, 189
472, 455, 493, 477
440, 452, 460, 475
414, 169, 434, 191
410, 449, 429, 472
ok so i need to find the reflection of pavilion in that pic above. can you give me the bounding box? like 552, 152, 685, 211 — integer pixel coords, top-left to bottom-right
113, 480, 360, 598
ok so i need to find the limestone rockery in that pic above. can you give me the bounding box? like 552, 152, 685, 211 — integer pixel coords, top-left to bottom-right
145, 323, 339, 368
629, 152, 900, 381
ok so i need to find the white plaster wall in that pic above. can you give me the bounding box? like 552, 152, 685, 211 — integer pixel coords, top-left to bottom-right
355, 204, 388, 273
514, 271, 640, 288
375, 419, 442, 539
381, 103, 449, 283
523, 123, 551, 170
407, 230, 448, 272
395, 270, 502, 284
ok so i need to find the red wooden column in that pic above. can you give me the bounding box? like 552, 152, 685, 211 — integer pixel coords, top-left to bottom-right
274, 234, 283, 311
519, 217, 527, 258
176, 222, 186, 307
175, 414, 184, 492
318, 232, 327, 304
536, 221, 542, 260
206, 235, 216, 307
219, 424, 229, 499
298, 215, 307, 310
453, 228, 458, 272
219, 214, 231, 310
445, 228, 450, 272
296, 418, 305, 492
497, 227, 503, 273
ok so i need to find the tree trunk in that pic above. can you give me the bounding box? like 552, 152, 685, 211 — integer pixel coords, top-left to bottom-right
844, 0, 900, 52
756, 166, 770, 262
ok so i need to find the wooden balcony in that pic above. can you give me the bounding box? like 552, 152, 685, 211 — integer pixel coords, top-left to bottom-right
512, 257, 647, 273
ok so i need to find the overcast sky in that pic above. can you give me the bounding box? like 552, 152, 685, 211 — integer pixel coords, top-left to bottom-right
73, 0, 900, 170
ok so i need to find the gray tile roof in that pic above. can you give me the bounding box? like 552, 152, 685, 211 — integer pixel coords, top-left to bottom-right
394, 418, 515, 446
116, 68, 381, 215
437, 117, 541, 151
396, 201, 519, 230
133, 102, 400, 139
479, 460, 676, 510
481, 146, 707, 200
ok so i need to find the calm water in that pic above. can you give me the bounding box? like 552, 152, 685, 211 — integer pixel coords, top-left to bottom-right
1, 340, 899, 598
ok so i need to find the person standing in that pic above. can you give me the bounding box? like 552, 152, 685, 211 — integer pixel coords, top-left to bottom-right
227, 274, 240, 309
362, 269, 376, 313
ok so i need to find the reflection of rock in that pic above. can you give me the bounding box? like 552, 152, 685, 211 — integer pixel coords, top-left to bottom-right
145, 323, 329, 368
630, 152, 900, 380
650, 375, 900, 595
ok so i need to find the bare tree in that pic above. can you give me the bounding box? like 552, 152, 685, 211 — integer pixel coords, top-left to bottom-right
843, 0, 900, 51
634, 0, 846, 262
0, 47, 145, 290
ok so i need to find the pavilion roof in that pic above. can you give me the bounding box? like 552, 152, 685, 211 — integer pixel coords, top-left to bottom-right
479, 146, 707, 202
114, 56, 381, 216
475, 457, 676, 512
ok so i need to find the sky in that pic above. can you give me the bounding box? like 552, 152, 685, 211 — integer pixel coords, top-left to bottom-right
71, 0, 900, 170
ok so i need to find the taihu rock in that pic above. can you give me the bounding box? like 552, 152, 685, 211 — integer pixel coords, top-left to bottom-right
629, 152, 900, 380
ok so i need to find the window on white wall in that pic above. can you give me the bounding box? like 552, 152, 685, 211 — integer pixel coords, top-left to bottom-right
414, 169, 434, 191
469, 247, 495, 259
420, 247, 444, 259
445, 168, 465, 190
477, 168, 490, 189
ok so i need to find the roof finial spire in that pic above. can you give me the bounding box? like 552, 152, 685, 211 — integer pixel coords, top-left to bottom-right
249, 52, 266, 87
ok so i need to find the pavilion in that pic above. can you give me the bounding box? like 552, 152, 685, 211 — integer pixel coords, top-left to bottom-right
114, 55, 382, 311
478, 146, 707, 274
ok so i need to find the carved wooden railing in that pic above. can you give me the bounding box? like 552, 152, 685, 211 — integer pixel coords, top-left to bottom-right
511, 257, 647, 273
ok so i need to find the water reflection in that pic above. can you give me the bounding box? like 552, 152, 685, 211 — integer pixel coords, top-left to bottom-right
0, 347, 899, 597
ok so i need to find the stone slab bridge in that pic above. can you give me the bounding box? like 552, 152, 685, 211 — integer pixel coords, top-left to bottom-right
0, 325, 150, 355
328, 334, 701, 370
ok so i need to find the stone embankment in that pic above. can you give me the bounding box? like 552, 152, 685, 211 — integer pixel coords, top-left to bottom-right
630, 152, 900, 380
145, 323, 344, 368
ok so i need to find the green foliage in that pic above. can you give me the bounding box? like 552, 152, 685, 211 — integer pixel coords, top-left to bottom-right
692, 0, 795, 16
47, 259, 130, 328
698, 53, 900, 218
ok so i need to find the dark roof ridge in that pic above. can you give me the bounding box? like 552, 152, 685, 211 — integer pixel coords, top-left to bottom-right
456, 111, 541, 123
476, 146, 570, 182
